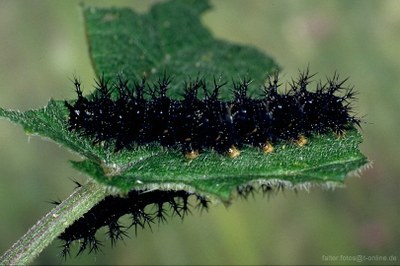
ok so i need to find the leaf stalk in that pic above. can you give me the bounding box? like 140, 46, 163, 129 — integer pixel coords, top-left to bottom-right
0, 182, 107, 265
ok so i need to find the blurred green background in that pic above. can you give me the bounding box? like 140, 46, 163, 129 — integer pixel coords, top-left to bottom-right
0, 0, 399, 265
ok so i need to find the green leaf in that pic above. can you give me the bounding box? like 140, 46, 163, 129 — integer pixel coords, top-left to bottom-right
0, 0, 368, 202
83, 0, 279, 96
0, 100, 113, 163
70, 129, 367, 201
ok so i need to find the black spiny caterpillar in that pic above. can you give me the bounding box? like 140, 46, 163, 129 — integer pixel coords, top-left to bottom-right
57, 183, 280, 259
65, 69, 360, 159
57, 188, 209, 259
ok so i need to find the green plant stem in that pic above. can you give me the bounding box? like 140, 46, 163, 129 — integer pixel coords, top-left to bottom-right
0, 181, 108, 265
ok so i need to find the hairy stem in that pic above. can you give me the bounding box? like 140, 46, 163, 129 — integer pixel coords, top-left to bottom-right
0, 182, 108, 265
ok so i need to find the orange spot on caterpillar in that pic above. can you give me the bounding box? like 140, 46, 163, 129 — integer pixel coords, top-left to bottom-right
296, 135, 308, 147
185, 150, 199, 160
227, 146, 240, 158
262, 141, 274, 154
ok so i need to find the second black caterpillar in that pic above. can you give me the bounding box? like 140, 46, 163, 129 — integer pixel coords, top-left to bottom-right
65, 70, 360, 159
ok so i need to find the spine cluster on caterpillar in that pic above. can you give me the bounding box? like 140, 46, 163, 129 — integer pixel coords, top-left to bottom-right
65, 69, 360, 159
